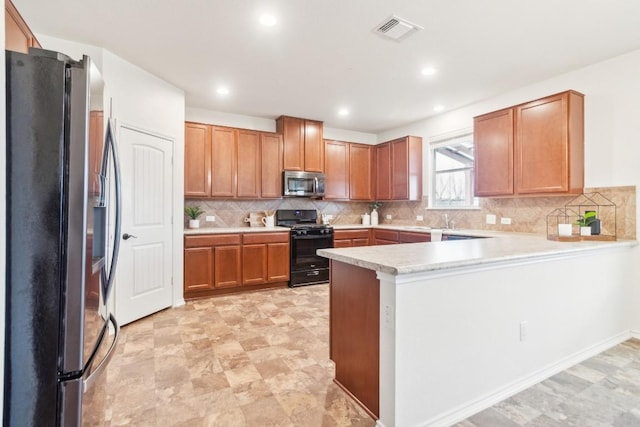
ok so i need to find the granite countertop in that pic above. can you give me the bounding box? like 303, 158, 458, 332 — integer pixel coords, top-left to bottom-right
184, 226, 290, 235
318, 233, 637, 276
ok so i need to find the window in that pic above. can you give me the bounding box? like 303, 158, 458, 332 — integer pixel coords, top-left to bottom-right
429, 129, 478, 208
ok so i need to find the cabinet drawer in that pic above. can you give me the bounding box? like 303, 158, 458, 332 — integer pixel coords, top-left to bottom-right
334, 229, 370, 240
243, 232, 290, 244
398, 231, 431, 243
373, 229, 398, 242
185, 234, 241, 248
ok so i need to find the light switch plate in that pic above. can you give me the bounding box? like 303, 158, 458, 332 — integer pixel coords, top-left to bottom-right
206, 215, 216, 222
501, 217, 512, 225
416, 215, 424, 221
386, 214, 392, 220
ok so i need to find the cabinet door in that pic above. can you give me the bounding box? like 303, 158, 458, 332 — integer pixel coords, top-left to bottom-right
260, 132, 283, 198
375, 143, 392, 200
5, 1, 40, 53
474, 108, 514, 196
267, 242, 290, 282
242, 244, 267, 285
391, 138, 409, 199
184, 123, 211, 197
304, 120, 324, 172
214, 245, 242, 288
211, 126, 237, 197
350, 143, 375, 201
516, 93, 576, 194
324, 140, 349, 199
184, 247, 214, 292
277, 116, 305, 171
237, 129, 261, 198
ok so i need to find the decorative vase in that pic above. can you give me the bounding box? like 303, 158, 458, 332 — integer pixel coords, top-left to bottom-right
371, 208, 379, 225
590, 219, 601, 235
189, 219, 200, 229
580, 226, 591, 236
558, 223, 572, 237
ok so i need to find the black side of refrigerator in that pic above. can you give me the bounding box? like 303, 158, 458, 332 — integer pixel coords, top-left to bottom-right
4, 51, 68, 426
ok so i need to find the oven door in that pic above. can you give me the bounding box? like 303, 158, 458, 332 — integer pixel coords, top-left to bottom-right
290, 233, 333, 286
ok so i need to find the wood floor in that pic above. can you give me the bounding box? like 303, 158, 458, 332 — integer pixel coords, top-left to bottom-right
84, 284, 640, 426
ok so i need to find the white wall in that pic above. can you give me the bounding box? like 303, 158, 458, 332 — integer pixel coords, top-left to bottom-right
38, 35, 187, 308
186, 106, 377, 144
379, 246, 634, 427
377, 49, 640, 195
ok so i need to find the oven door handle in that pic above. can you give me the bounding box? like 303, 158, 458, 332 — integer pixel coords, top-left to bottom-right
291, 235, 333, 240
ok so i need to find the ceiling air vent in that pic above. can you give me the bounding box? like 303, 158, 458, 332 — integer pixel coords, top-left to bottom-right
373, 15, 423, 41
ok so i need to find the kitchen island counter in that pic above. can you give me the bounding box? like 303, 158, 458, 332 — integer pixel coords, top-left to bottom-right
319, 235, 637, 427
318, 233, 635, 276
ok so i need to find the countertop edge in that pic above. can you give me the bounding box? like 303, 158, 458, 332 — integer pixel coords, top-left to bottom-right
318, 238, 637, 276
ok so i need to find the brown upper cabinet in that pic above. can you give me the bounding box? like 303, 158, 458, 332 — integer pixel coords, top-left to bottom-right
211, 126, 238, 197
276, 116, 324, 172
474, 90, 584, 197
184, 123, 212, 197
5, 0, 41, 53
375, 136, 422, 201
324, 140, 375, 201
184, 122, 283, 199
260, 132, 284, 198
324, 140, 349, 199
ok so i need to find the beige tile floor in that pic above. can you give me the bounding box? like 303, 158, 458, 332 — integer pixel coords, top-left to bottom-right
84, 284, 375, 426
85, 284, 640, 426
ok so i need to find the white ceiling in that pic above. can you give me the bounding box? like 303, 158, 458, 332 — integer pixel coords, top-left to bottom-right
14, 0, 640, 133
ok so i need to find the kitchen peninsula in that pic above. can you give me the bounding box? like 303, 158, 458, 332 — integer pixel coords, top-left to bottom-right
318, 234, 637, 427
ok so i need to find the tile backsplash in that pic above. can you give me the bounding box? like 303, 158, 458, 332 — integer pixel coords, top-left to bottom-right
186, 185, 636, 240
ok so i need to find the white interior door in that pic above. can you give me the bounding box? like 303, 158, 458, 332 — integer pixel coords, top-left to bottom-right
116, 125, 173, 325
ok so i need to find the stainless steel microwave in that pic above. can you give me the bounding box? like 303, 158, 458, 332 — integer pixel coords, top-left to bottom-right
283, 171, 325, 198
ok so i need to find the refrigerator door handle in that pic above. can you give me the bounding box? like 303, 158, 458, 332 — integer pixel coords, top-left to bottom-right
100, 118, 122, 302
83, 314, 120, 392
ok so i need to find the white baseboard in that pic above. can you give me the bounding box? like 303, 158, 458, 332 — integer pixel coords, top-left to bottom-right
422, 331, 632, 427
631, 329, 640, 339
172, 298, 186, 308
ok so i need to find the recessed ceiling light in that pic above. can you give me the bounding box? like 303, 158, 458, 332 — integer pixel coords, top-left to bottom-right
259, 14, 277, 26
421, 67, 437, 76
216, 86, 230, 96
433, 105, 445, 112
338, 108, 350, 117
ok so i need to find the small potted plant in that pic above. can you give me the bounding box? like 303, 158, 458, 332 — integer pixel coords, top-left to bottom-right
185, 206, 205, 229
576, 210, 600, 236
369, 201, 383, 225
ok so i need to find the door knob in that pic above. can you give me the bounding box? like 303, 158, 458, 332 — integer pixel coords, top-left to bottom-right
122, 233, 137, 240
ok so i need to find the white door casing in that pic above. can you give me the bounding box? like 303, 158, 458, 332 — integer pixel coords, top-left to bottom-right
116, 125, 173, 325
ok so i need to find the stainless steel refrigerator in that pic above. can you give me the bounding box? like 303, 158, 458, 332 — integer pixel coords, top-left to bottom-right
4, 48, 121, 426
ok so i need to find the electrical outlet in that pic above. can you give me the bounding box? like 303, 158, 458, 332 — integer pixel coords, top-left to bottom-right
386, 214, 392, 220
501, 217, 512, 225
205, 215, 216, 222
520, 321, 528, 342
486, 214, 496, 225
383, 304, 394, 329
416, 215, 424, 221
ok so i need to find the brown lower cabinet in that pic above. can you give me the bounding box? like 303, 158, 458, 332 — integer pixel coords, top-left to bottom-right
184, 232, 289, 299
330, 260, 379, 418
333, 229, 371, 248
372, 229, 432, 244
